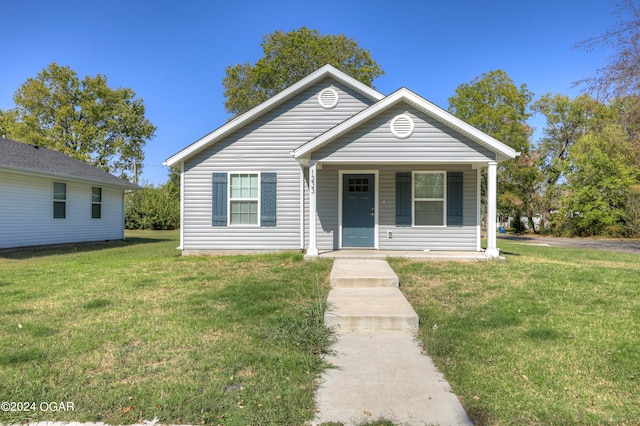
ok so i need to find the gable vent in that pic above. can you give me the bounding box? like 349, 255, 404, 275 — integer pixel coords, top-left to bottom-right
391, 114, 415, 139
318, 88, 339, 109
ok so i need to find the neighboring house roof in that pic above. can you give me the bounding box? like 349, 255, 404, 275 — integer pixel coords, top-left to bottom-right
0, 138, 140, 190
294, 87, 517, 162
164, 64, 385, 167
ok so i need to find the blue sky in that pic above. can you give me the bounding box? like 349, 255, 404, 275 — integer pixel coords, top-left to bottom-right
2, 0, 622, 185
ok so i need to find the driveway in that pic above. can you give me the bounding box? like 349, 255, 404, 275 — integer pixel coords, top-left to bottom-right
498, 235, 640, 254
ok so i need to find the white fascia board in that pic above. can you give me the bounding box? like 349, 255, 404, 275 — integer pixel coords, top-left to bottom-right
165, 65, 384, 167
294, 88, 517, 162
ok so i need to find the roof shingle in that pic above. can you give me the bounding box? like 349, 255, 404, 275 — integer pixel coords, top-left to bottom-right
0, 138, 140, 189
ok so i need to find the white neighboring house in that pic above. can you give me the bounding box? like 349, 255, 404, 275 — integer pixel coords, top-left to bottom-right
0, 137, 140, 250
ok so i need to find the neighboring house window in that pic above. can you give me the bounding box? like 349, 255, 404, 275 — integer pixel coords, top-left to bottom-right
92, 187, 102, 219
229, 173, 259, 225
211, 172, 277, 227
413, 172, 445, 226
53, 182, 66, 219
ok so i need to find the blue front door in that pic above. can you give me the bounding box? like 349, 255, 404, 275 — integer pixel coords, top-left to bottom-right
342, 174, 375, 248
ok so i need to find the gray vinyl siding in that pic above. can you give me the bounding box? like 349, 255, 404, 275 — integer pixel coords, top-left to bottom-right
313, 104, 497, 163
0, 170, 125, 249
181, 79, 374, 250
314, 164, 478, 251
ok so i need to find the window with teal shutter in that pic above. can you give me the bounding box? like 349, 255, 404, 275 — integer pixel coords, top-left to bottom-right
212, 172, 276, 227
447, 172, 463, 226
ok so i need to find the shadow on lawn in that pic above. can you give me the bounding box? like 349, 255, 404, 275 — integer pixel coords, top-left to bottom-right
0, 236, 171, 260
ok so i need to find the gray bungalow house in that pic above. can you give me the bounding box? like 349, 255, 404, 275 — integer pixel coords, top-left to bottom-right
0, 137, 139, 250
165, 65, 516, 257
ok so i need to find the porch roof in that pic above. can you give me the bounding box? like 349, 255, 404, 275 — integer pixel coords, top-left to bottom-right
293, 88, 518, 164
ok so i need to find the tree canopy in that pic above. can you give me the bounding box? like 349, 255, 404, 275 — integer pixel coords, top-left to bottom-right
575, 0, 640, 99
448, 70, 540, 230
222, 27, 384, 116
448, 70, 533, 153
0, 63, 156, 181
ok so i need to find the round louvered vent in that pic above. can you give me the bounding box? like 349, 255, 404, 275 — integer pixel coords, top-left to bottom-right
318, 88, 339, 109
390, 114, 415, 139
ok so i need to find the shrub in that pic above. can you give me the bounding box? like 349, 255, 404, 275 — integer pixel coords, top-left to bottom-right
125, 184, 179, 230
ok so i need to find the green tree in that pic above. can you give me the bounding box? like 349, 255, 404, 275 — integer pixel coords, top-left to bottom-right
448, 70, 539, 231
448, 70, 533, 153
2, 62, 156, 180
223, 27, 384, 116
560, 123, 640, 236
531, 94, 612, 230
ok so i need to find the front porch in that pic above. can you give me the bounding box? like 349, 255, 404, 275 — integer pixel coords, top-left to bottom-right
305, 248, 497, 261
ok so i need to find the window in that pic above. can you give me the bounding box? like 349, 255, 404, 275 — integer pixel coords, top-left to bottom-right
212, 172, 277, 227
413, 172, 445, 226
92, 187, 102, 219
347, 177, 369, 193
229, 173, 259, 225
53, 182, 66, 219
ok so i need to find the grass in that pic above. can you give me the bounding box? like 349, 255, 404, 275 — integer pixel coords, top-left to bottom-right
0, 230, 334, 425
390, 241, 640, 426
2, 232, 638, 425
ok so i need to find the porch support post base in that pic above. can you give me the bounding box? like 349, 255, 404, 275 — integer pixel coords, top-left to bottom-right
485, 247, 500, 258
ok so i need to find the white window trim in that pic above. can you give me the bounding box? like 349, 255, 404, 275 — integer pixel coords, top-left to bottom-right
91, 187, 102, 219
227, 172, 261, 227
412, 171, 447, 227
53, 181, 67, 219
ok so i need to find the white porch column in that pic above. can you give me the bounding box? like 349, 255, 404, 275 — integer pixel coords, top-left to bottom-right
307, 162, 319, 256
486, 161, 499, 258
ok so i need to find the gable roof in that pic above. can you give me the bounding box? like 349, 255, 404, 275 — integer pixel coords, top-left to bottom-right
164, 64, 384, 167
0, 138, 140, 189
294, 88, 517, 162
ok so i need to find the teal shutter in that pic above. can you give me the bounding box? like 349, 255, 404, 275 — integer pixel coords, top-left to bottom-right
260, 172, 277, 227
447, 172, 463, 226
212, 173, 227, 226
396, 172, 412, 226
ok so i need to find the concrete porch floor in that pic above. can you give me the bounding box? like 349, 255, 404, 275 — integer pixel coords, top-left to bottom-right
306, 249, 492, 261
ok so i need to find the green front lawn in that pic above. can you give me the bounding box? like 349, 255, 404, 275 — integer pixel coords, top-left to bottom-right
1, 232, 638, 425
392, 241, 640, 425
0, 231, 333, 425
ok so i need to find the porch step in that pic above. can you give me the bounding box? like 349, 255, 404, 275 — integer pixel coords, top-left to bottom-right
325, 288, 419, 332
325, 260, 418, 333
330, 259, 399, 288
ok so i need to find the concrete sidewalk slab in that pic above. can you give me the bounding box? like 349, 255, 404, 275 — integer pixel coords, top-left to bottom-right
325, 287, 419, 332
313, 331, 473, 426
330, 259, 399, 288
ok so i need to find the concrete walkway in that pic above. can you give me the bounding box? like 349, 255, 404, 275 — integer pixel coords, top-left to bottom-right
313, 259, 472, 426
